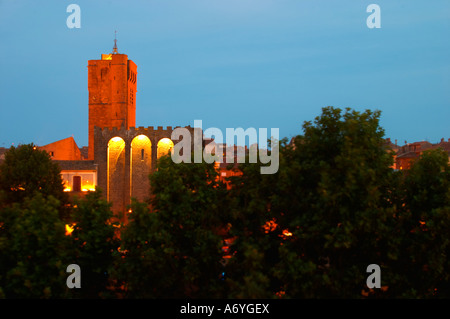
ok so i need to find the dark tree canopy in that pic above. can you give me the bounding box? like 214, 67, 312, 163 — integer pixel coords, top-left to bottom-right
0, 144, 67, 207
1, 109, 448, 299
114, 155, 229, 298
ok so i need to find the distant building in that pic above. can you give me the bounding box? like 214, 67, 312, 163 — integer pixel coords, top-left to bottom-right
394, 138, 450, 170
209, 143, 244, 189
38, 137, 85, 161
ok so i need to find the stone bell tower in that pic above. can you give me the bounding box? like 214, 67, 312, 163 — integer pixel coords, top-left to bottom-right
87, 34, 137, 159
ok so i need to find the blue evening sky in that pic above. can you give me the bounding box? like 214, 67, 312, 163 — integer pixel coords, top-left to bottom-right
0, 0, 449, 148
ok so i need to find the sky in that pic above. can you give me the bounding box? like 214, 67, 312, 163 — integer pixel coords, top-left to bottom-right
0, 0, 449, 148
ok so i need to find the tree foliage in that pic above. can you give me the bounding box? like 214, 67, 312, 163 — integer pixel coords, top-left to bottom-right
0, 145, 119, 298
0, 144, 67, 208
0, 193, 70, 298
114, 155, 229, 298
226, 107, 449, 298
226, 107, 396, 298
386, 148, 450, 297
0, 109, 449, 298
68, 189, 120, 298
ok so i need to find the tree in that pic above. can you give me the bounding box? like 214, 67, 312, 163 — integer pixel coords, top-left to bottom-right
114, 155, 229, 298
0, 193, 71, 298
67, 189, 120, 298
277, 107, 396, 298
228, 106, 397, 298
0, 144, 68, 216
0, 144, 73, 298
225, 139, 286, 298
386, 149, 450, 298
0, 145, 121, 298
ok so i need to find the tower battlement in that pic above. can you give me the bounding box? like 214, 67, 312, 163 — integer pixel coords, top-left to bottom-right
94, 125, 196, 141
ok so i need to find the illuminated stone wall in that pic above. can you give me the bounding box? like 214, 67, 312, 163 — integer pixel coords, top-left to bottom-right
107, 137, 126, 214
131, 135, 152, 203
94, 125, 199, 216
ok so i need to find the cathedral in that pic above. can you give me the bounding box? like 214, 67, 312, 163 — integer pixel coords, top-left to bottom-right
37, 42, 200, 214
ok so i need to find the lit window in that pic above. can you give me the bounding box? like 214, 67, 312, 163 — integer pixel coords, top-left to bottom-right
157, 138, 174, 159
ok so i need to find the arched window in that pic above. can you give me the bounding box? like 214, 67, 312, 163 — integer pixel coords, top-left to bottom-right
107, 137, 126, 204
157, 138, 174, 159
130, 135, 152, 201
